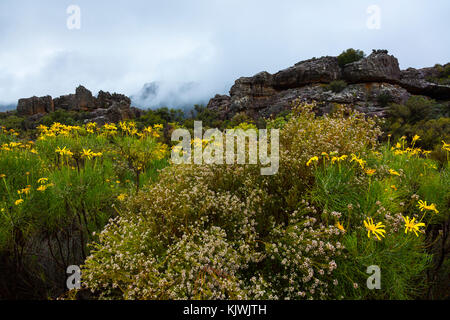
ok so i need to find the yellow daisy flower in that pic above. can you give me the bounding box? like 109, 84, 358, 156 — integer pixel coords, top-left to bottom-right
389, 169, 400, 176
403, 216, 425, 237
363, 218, 386, 240
306, 156, 319, 167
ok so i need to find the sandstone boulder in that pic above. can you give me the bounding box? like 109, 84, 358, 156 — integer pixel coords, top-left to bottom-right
229, 72, 278, 115
343, 50, 401, 83
17, 96, 54, 116
400, 67, 450, 99
272, 56, 341, 89
53, 85, 96, 111
16, 85, 142, 124
96, 90, 131, 109
106, 101, 135, 123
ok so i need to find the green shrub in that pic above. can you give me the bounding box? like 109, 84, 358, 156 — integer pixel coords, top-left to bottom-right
387, 96, 437, 124
0, 115, 25, 131
83, 102, 420, 300
427, 64, 450, 85
327, 80, 348, 93
384, 96, 450, 153
137, 107, 184, 127
377, 92, 393, 108
80, 102, 449, 300
337, 49, 365, 67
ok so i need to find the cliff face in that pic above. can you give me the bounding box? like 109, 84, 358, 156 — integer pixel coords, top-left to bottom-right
16, 86, 142, 124
207, 50, 450, 119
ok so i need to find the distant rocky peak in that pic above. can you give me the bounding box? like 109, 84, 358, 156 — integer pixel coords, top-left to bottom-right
16, 86, 141, 125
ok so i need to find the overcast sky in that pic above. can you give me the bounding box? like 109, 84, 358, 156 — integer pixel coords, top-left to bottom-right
0, 0, 449, 108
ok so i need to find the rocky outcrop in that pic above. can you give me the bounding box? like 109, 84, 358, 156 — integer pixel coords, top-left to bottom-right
206, 94, 231, 120
17, 96, 54, 116
96, 91, 131, 109
85, 102, 142, 125
272, 56, 342, 89
16, 86, 141, 124
228, 82, 410, 119
207, 49, 450, 119
342, 50, 401, 83
53, 85, 97, 111
400, 66, 450, 99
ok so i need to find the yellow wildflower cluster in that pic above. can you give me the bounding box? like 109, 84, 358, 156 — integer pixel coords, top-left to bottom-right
119, 121, 139, 136
117, 194, 127, 201
102, 123, 118, 136
153, 143, 169, 160
13, 178, 55, 206
443, 141, 450, 162
36, 177, 54, 192
37, 123, 81, 140
1, 126, 19, 136
391, 135, 431, 157
143, 124, 163, 138
17, 186, 31, 196
360, 198, 439, 241
1, 141, 35, 153
331, 154, 347, 164
81, 148, 103, 160
442, 140, 450, 152
86, 122, 98, 134
55, 146, 74, 157
308, 153, 375, 175
36, 121, 165, 140
350, 153, 366, 169
104, 122, 163, 138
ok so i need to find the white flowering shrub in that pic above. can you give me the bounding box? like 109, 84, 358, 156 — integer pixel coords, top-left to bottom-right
81, 103, 438, 299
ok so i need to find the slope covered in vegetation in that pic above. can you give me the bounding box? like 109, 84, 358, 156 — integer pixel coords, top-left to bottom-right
0, 102, 449, 300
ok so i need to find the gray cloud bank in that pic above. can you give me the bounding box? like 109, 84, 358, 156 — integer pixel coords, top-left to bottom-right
0, 0, 449, 109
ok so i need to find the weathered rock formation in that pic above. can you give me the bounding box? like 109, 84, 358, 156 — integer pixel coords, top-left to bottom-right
342, 49, 401, 84
207, 49, 450, 119
17, 86, 142, 124
17, 96, 54, 116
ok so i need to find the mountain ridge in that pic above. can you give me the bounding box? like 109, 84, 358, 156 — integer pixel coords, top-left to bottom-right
5, 49, 449, 123
206, 49, 450, 120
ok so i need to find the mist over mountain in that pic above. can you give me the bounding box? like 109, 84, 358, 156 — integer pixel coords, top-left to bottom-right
0, 104, 15, 112
0, 81, 214, 113
130, 81, 210, 110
